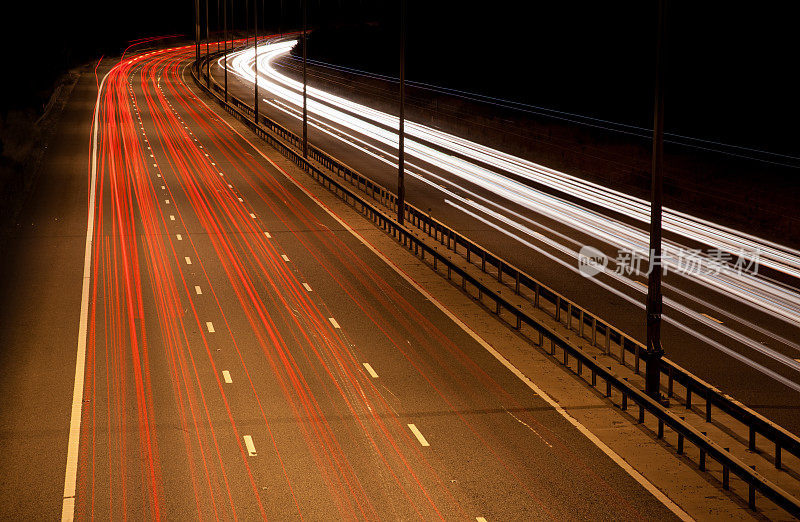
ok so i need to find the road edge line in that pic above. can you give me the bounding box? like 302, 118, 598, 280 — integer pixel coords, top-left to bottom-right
61, 65, 112, 522
185, 69, 693, 522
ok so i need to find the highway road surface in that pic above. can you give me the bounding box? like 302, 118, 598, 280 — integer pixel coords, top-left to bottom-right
215, 37, 800, 433
0, 44, 687, 519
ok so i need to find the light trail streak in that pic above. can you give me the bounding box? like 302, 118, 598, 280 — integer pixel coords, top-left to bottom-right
218, 41, 800, 390
67, 40, 703, 520
222, 41, 800, 329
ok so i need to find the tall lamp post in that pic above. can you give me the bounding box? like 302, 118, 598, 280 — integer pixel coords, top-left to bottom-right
224, 0, 228, 102
254, 0, 259, 122
195, 0, 201, 77
205, 0, 210, 85
302, 0, 308, 158
397, 0, 406, 225
645, 0, 667, 399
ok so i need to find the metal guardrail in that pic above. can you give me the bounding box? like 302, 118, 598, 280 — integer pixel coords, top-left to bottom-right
192, 55, 800, 516
200, 52, 800, 475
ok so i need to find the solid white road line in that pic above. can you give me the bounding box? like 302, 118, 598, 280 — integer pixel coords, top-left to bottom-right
328, 317, 340, 329
222, 370, 233, 383
195, 285, 202, 295
363, 363, 379, 379
281, 254, 290, 262
407, 424, 430, 446
191, 80, 692, 521
206, 321, 215, 333
62, 65, 111, 522
302, 282, 312, 292
185, 257, 192, 265
243, 435, 257, 456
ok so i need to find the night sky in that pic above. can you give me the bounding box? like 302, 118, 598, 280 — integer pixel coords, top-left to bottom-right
1, 1, 796, 156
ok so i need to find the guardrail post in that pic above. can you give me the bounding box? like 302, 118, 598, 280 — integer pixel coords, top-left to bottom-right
515, 271, 520, 294
776, 443, 782, 469
749, 426, 756, 451
705, 398, 712, 422
567, 303, 572, 330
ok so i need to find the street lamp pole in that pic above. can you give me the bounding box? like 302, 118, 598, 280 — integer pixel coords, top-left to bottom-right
195, 0, 201, 77
254, 0, 259, 122
397, 0, 406, 225
224, 0, 228, 102
302, 0, 308, 158
645, 0, 667, 399
205, 0, 210, 85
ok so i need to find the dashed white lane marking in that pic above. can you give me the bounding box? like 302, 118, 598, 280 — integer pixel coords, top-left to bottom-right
195, 285, 202, 295
328, 317, 340, 329
170, 215, 175, 221
237, 197, 243, 202
222, 370, 233, 384
250, 213, 256, 219
161, 185, 165, 190
476, 518, 488, 522
407, 424, 430, 447
363, 363, 379, 379
206, 321, 215, 333
185, 257, 192, 265
281, 254, 290, 262
219, 172, 224, 176
243, 435, 257, 456
157, 174, 162, 178
302, 282, 312, 292
176, 234, 182, 241
701, 312, 723, 324
228, 184, 233, 188
264, 232, 272, 238
165, 199, 170, 204
153, 163, 157, 167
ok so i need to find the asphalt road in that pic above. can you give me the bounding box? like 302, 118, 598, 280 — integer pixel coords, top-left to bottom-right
213, 37, 800, 433
0, 45, 682, 519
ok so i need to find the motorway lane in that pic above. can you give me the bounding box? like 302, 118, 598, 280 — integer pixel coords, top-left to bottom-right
58, 45, 683, 519
214, 39, 800, 431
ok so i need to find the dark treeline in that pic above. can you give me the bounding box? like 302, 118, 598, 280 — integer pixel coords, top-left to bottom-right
1, 1, 796, 157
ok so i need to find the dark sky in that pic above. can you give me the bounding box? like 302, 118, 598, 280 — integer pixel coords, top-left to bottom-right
1, 1, 796, 156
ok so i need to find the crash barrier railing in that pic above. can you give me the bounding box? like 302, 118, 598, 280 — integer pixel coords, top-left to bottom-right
193, 57, 800, 516
197, 54, 800, 475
